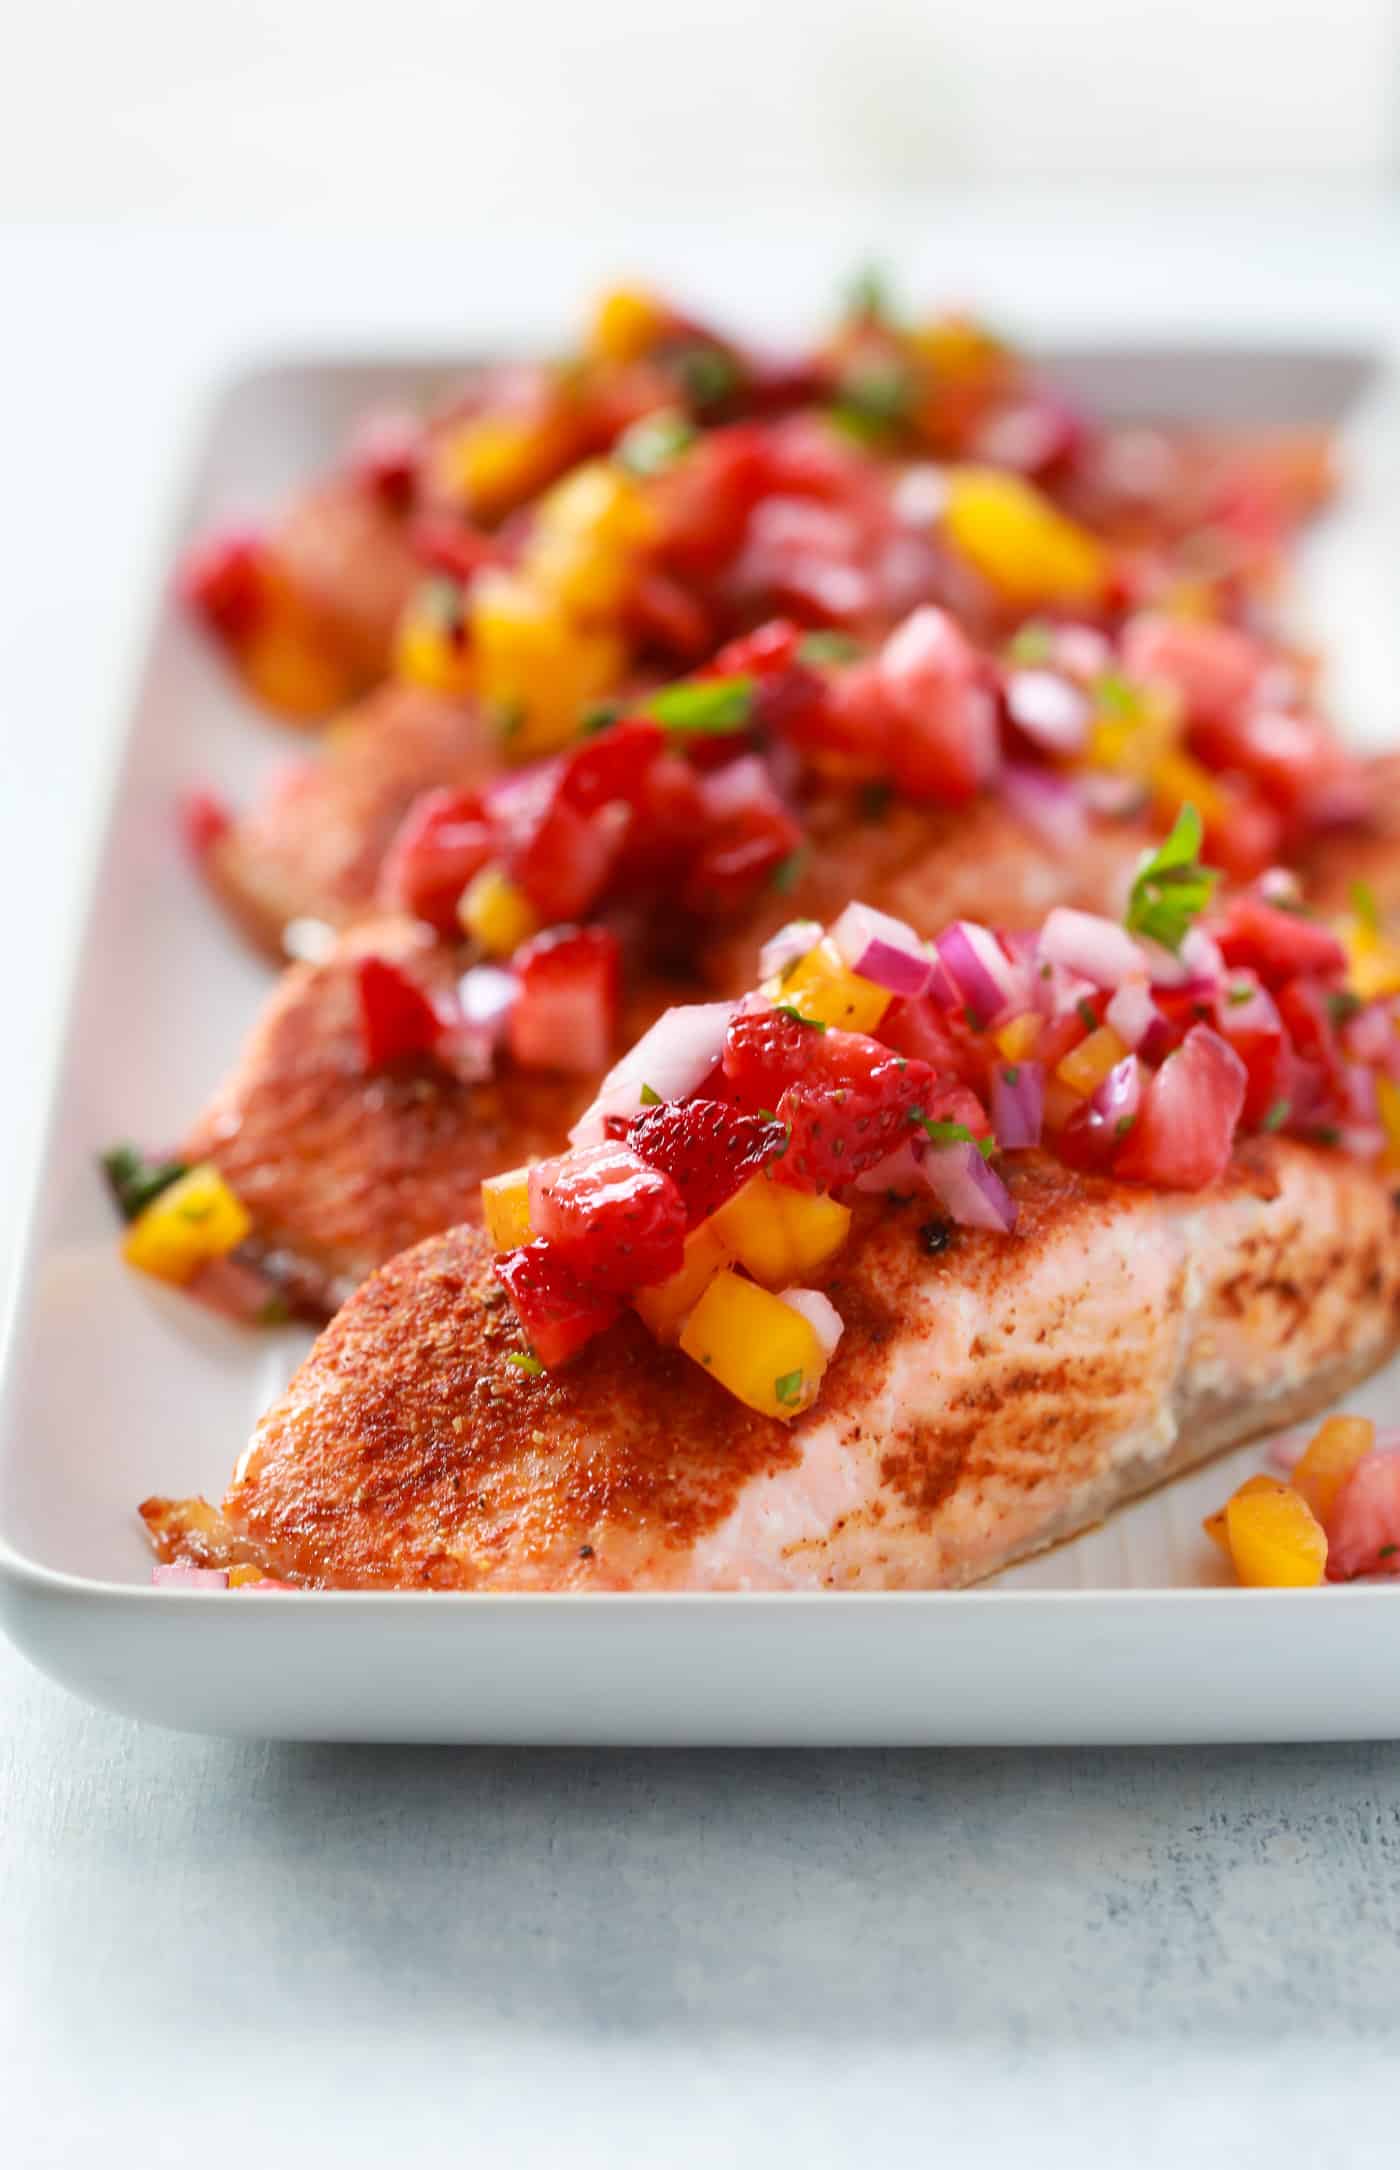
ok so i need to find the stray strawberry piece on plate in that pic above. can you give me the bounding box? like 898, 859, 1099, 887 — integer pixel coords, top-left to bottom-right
508, 926, 621, 1076
494, 1239, 622, 1368
528, 1142, 686, 1292
1325, 1447, 1400, 1581
354, 955, 443, 1070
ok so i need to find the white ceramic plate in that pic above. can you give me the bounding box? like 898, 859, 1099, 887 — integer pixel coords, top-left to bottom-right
4, 343, 1400, 1745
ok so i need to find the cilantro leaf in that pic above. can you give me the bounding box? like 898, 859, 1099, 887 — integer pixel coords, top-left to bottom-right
101, 1145, 189, 1223
774, 1369, 805, 1407
1351, 879, 1380, 935
798, 630, 862, 668
1124, 804, 1221, 954
638, 1083, 662, 1107
1093, 669, 1140, 720
1261, 1098, 1291, 1133
773, 1004, 827, 1032
922, 1119, 995, 1159
646, 675, 755, 737
770, 850, 808, 895
506, 1350, 544, 1376
615, 407, 696, 478
845, 263, 894, 323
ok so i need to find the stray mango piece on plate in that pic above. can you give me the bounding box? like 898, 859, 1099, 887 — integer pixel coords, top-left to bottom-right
1225, 1483, 1327, 1588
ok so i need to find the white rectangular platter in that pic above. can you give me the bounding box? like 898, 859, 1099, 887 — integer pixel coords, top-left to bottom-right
4, 341, 1400, 1744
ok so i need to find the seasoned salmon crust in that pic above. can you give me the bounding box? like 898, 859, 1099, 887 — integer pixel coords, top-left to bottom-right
142, 1143, 1400, 1592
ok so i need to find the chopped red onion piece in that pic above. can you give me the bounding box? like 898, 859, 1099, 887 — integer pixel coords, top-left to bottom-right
1105, 976, 1157, 1048
1090, 1054, 1143, 1130
1142, 930, 1223, 990
1339, 1122, 1385, 1160
1257, 866, 1303, 909
1039, 906, 1144, 989
830, 902, 932, 996
1212, 971, 1279, 1042
1052, 624, 1114, 682
991, 1060, 1044, 1149
152, 1564, 230, 1589
1004, 669, 1090, 755
779, 1286, 845, 1359
759, 919, 823, 982
935, 920, 1021, 1024
1342, 1062, 1380, 1127
892, 463, 949, 527
999, 764, 1088, 856
921, 1142, 1018, 1233
283, 917, 337, 965
569, 1001, 738, 1144
1344, 1003, 1395, 1066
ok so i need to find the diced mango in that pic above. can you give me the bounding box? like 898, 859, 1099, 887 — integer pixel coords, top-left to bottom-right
123, 1164, 253, 1286
632, 1219, 730, 1343
482, 1166, 534, 1252
1086, 682, 1181, 776
709, 1175, 852, 1289
1203, 1473, 1289, 1552
524, 463, 658, 619
394, 606, 475, 696
1056, 1024, 1127, 1098
678, 1270, 829, 1421
943, 467, 1106, 609
227, 1564, 266, 1589
780, 939, 892, 1033
471, 573, 627, 755
1290, 1414, 1375, 1526
995, 1012, 1042, 1062
1378, 1075, 1400, 1166
588, 285, 668, 365
433, 413, 574, 524
240, 621, 355, 719
907, 315, 1006, 385
1342, 919, 1400, 1002
1224, 1483, 1327, 1588
458, 866, 540, 957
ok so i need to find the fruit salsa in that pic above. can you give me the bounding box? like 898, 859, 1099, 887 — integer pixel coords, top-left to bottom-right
1207, 1415, 1400, 1587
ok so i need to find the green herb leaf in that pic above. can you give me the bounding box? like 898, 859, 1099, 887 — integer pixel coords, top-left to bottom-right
798, 630, 863, 668
773, 1004, 827, 1032
1002, 1065, 1020, 1087
506, 1350, 544, 1376
922, 1120, 975, 1148
615, 407, 697, 477
1261, 1098, 1291, 1132
1007, 620, 1054, 666
492, 700, 524, 745
670, 344, 742, 411
1328, 990, 1363, 1026
1380, 1544, 1398, 1560
830, 362, 913, 442
1351, 879, 1380, 934
1226, 983, 1256, 1007
774, 1369, 805, 1407
1124, 804, 1221, 955
638, 1083, 662, 1107
1311, 1123, 1342, 1147
1093, 669, 1140, 720
1115, 1114, 1136, 1136
580, 699, 622, 737
100, 1145, 189, 1223
770, 850, 807, 896
1076, 998, 1100, 1033
257, 1293, 293, 1328
646, 675, 755, 737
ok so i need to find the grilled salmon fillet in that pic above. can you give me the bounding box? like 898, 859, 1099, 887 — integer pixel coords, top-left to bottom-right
206, 683, 499, 957
183, 917, 675, 1315
142, 1142, 1400, 1591
271, 475, 422, 694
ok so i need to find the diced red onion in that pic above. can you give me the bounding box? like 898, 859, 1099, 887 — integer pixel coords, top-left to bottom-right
892, 463, 950, 527
1341, 1063, 1380, 1127
283, 916, 337, 965
921, 1142, 1018, 1233
1090, 1054, 1143, 1130
1034, 958, 1096, 1022
700, 753, 779, 820
1004, 669, 1090, 756
1052, 624, 1114, 682
935, 921, 1021, 1024
1212, 971, 1279, 1042
569, 1001, 738, 1144
759, 919, 822, 982
1339, 1122, 1385, 1160
152, 1564, 230, 1589
1105, 976, 1157, 1049
830, 902, 933, 996
459, 963, 517, 1029
853, 1138, 927, 1194
1039, 906, 1144, 989
779, 1287, 845, 1359
1142, 930, 1223, 991
1181, 926, 1225, 985
1257, 866, 1303, 909
1344, 1003, 1394, 1066
991, 1061, 1044, 1149
999, 764, 1088, 856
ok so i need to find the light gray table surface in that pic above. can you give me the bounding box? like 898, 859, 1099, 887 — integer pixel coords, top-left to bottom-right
4, 203, 1400, 2163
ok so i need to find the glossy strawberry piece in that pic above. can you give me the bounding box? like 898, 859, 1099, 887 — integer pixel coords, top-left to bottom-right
1324, 1448, 1400, 1580
494, 1239, 622, 1367
723, 1014, 937, 1190
628, 1098, 788, 1223
876, 606, 998, 806
1216, 894, 1347, 987
354, 955, 443, 1069
377, 788, 493, 934
528, 1142, 687, 1291
681, 759, 802, 916
178, 526, 268, 644
1114, 1025, 1247, 1189
508, 927, 621, 1077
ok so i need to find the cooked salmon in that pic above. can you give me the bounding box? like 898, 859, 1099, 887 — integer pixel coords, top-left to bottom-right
206, 683, 500, 957
271, 474, 422, 691
141, 1140, 1400, 1589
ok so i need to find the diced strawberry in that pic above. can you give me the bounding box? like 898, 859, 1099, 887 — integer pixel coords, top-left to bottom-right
409, 514, 498, 585
722, 1005, 828, 1104
178, 787, 232, 863
610, 753, 709, 892
1324, 1448, 1400, 1580
354, 955, 444, 1069
508, 792, 623, 923
348, 410, 423, 508
879, 996, 987, 1089
1202, 789, 1285, 884
558, 717, 665, 813
1191, 707, 1362, 833
377, 788, 494, 934
1218, 1012, 1295, 1130
785, 655, 893, 776
178, 526, 268, 645
494, 1239, 622, 1367
681, 758, 803, 916
626, 570, 714, 662
1276, 978, 1348, 1102
722, 1012, 936, 1188
1120, 614, 1266, 724
1114, 1025, 1247, 1189
528, 1142, 686, 1291
655, 424, 773, 578
875, 606, 998, 806
628, 1098, 788, 1222
705, 618, 803, 682
508, 927, 621, 1076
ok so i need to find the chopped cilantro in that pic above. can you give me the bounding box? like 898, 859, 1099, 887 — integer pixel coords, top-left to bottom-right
420, 574, 466, 631
670, 343, 741, 411
1094, 669, 1140, 720
1115, 1114, 1136, 1136
1226, 983, 1256, 1007
799, 629, 863, 668
646, 675, 754, 736
771, 849, 808, 895
580, 699, 622, 737
100, 1144, 189, 1223
506, 1351, 544, 1376
638, 1083, 662, 1107
614, 407, 696, 477
1076, 998, 1099, 1033
257, 1293, 293, 1328
830, 362, 913, 442
1002, 1065, 1020, 1087
492, 700, 524, 745
1311, 1123, 1342, 1147
774, 1369, 805, 1407
922, 1120, 995, 1159
1261, 1098, 1291, 1132
1380, 1545, 1398, 1560
773, 1004, 827, 1032
1007, 620, 1054, 666
1351, 880, 1380, 934
964, 1005, 984, 1032
1124, 804, 1221, 955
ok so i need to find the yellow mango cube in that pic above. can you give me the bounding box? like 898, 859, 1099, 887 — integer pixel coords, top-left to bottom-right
1225, 1483, 1327, 1588
240, 622, 354, 719
709, 1176, 852, 1289
1056, 1025, 1127, 1098
458, 866, 540, 957
227, 1564, 265, 1589
471, 573, 626, 755
1378, 1075, 1400, 1166
1148, 751, 1228, 825
779, 940, 892, 1033
123, 1164, 254, 1286
633, 1220, 730, 1343
1343, 920, 1400, 1002
433, 414, 570, 523
943, 467, 1106, 609
482, 1166, 534, 1252
393, 606, 475, 696
1202, 1473, 1289, 1552
588, 285, 668, 365
525, 462, 658, 618
1290, 1415, 1375, 1527
995, 1012, 1042, 1062
679, 1270, 829, 1421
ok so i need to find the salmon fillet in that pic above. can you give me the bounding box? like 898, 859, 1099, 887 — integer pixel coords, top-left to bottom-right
206, 683, 500, 957
271, 475, 422, 692
183, 917, 676, 1315
142, 1141, 1400, 1590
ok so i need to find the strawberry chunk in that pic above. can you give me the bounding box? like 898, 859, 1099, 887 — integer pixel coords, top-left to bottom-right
722, 1011, 937, 1190
509, 793, 623, 922
1216, 893, 1347, 987
681, 757, 802, 916
1114, 1024, 1247, 1189
722, 1005, 828, 1104
876, 606, 999, 806
558, 717, 665, 813
1325, 1448, 1400, 1580
628, 1098, 788, 1223
377, 788, 494, 934
494, 1239, 622, 1367
354, 955, 443, 1070
528, 1143, 686, 1292
179, 787, 232, 864
1120, 614, 1267, 725
347, 410, 423, 508
508, 927, 621, 1076
178, 525, 268, 645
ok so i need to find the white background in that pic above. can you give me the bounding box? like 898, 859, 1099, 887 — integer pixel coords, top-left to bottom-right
4, 5, 1400, 2164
